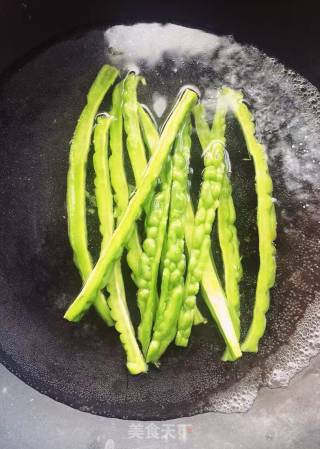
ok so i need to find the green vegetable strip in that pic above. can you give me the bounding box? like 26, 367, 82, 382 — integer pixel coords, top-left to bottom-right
193, 307, 207, 325
147, 119, 192, 363
124, 76, 172, 353
140, 105, 241, 360
108, 263, 147, 374
109, 83, 128, 221
193, 102, 242, 361
224, 88, 277, 353
66, 65, 118, 325
175, 93, 227, 347
218, 175, 243, 360
138, 105, 159, 156
184, 201, 242, 360
139, 106, 207, 326
123, 74, 148, 188
109, 82, 142, 277
93, 116, 114, 240
136, 161, 172, 355
123, 75, 155, 280
135, 106, 173, 355
93, 115, 147, 374
192, 103, 212, 149
64, 89, 198, 322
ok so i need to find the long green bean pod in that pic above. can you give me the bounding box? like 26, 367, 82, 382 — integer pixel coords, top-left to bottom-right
136, 161, 172, 355
64, 89, 198, 322
93, 115, 147, 375
193, 102, 242, 361
109, 82, 142, 277
224, 87, 277, 353
175, 93, 227, 347
140, 104, 241, 360
147, 119, 191, 363
66, 65, 118, 326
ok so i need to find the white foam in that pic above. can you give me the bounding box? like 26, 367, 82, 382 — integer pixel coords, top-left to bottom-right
105, 23, 221, 69
152, 92, 168, 117
265, 292, 320, 387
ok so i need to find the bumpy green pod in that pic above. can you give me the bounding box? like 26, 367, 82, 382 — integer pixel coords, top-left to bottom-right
109, 82, 142, 278
147, 119, 192, 363
124, 79, 172, 354
184, 201, 242, 359
175, 94, 227, 347
66, 65, 118, 326
107, 262, 147, 374
64, 89, 198, 322
139, 105, 207, 326
93, 114, 147, 375
137, 161, 172, 355
224, 87, 277, 353
141, 103, 241, 360
193, 102, 242, 361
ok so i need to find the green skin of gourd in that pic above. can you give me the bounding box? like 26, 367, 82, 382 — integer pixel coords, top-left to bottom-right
193, 102, 242, 361
66, 64, 118, 326
139, 105, 242, 361
175, 94, 227, 348
93, 115, 147, 374
64, 89, 198, 322
223, 87, 277, 353
147, 119, 192, 363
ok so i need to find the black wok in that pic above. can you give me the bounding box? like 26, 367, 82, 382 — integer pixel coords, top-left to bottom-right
0, 0, 320, 425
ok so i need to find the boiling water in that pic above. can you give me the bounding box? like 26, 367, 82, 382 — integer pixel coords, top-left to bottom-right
105, 23, 320, 410
0, 22, 319, 418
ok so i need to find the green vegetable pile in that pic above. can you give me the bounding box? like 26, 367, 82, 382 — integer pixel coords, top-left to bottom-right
64, 64, 276, 374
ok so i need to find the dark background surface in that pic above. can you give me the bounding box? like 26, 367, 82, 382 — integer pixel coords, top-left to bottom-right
1, 0, 320, 89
